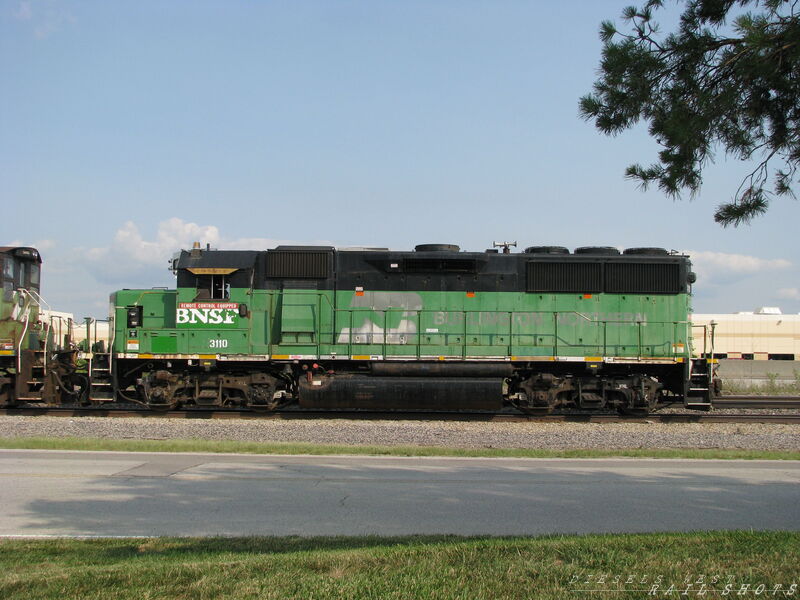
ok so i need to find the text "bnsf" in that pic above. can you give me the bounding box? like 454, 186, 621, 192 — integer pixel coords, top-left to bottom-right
176, 308, 237, 325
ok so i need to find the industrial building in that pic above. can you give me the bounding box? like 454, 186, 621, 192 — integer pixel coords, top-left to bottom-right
691, 308, 800, 360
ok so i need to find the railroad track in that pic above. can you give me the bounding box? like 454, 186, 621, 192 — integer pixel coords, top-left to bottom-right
2, 406, 799, 424
712, 395, 800, 409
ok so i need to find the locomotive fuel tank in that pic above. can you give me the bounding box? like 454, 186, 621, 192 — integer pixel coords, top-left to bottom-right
298, 374, 504, 411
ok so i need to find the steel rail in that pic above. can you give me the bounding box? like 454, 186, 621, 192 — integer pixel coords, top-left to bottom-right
712, 396, 800, 409
716, 395, 800, 400
1, 407, 799, 424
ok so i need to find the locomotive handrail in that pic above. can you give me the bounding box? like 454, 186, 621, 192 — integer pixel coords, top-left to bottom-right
25, 288, 51, 313
314, 307, 689, 360
15, 300, 31, 375
690, 322, 717, 359
108, 316, 115, 381
125, 290, 174, 306
271, 290, 692, 360
15, 289, 43, 371
46, 314, 72, 352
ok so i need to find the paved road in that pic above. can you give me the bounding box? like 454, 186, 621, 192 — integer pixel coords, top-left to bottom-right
0, 450, 798, 537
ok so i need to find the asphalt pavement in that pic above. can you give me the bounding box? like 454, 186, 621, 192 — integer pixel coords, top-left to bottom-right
1, 449, 798, 537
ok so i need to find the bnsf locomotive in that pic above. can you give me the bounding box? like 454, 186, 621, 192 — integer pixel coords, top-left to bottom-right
1, 242, 716, 413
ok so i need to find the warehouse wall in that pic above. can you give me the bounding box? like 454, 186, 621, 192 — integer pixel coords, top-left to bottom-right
691, 313, 800, 359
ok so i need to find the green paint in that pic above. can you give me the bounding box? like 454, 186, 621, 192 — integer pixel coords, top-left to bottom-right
112, 286, 691, 361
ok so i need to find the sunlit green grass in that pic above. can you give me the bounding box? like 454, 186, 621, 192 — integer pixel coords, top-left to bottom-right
1, 435, 799, 459
1, 532, 797, 599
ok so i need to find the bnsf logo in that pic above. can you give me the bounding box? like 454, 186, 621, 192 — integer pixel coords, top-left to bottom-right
176, 302, 238, 325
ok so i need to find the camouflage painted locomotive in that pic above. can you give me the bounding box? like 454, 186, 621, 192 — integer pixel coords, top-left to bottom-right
107, 242, 714, 413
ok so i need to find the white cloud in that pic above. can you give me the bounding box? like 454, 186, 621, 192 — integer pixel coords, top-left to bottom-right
80, 218, 332, 285
7, 238, 56, 252
684, 250, 792, 289
12, 0, 76, 39
685, 250, 798, 313
777, 288, 800, 301
41, 218, 333, 316
684, 250, 792, 274
14, 1, 32, 20
104, 218, 221, 267
81, 219, 217, 284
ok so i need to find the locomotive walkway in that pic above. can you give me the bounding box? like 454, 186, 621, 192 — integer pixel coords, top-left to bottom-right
1, 450, 798, 537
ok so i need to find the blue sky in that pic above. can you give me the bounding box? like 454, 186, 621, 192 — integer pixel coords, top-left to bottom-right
2, 0, 797, 318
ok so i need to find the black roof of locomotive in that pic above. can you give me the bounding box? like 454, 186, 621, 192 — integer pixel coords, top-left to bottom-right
0, 246, 42, 263
175, 249, 260, 270
172, 244, 693, 295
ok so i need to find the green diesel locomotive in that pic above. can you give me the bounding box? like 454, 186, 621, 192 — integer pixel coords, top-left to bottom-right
103, 242, 714, 413
0, 246, 83, 406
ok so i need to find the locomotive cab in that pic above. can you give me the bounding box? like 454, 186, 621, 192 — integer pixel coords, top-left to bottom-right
1, 248, 43, 380
1, 247, 42, 405
114, 244, 291, 410
1, 246, 41, 302
174, 244, 258, 303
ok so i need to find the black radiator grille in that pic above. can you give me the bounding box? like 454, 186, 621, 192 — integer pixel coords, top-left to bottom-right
605, 262, 681, 294
527, 262, 602, 293
266, 251, 330, 278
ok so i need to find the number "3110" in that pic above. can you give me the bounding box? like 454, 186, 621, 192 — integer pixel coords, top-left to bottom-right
209, 339, 229, 349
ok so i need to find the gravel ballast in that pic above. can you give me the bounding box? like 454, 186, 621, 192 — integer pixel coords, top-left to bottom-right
1, 415, 799, 451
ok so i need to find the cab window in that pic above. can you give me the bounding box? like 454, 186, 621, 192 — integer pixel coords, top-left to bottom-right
17, 261, 27, 289
195, 275, 229, 300
30, 264, 40, 288
3, 258, 13, 280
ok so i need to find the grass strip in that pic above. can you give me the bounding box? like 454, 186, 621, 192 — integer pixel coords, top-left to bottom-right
722, 373, 800, 396
1, 532, 798, 599
1, 435, 799, 460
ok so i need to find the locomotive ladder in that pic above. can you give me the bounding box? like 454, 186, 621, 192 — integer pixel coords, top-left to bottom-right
15, 349, 54, 403
686, 359, 714, 409
85, 318, 114, 404
14, 300, 67, 403
88, 352, 114, 403
686, 323, 717, 409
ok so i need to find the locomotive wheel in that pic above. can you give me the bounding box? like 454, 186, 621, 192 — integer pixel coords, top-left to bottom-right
511, 392, 555, 415
248, 390, 291, 413
139, 382, 181, 411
